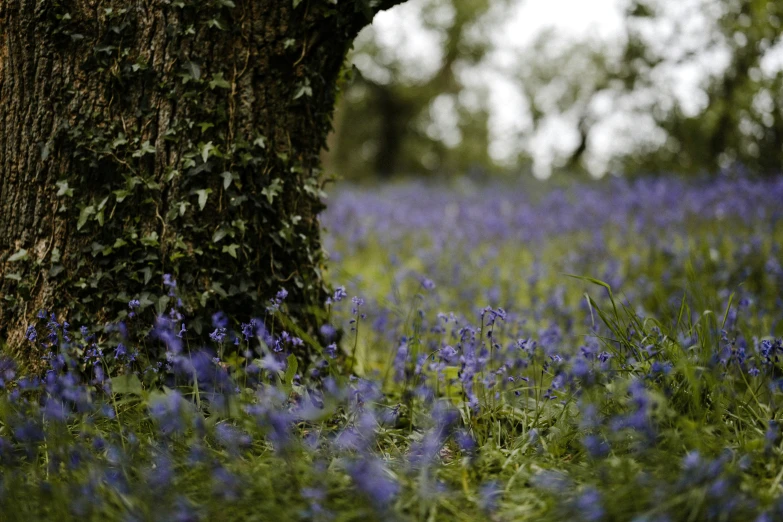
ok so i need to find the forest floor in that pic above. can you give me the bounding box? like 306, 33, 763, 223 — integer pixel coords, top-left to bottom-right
2, 175, 783, 521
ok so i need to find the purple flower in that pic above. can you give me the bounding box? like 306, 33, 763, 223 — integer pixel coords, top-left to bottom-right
212, 311, 228, 329
260, 353, 284, 373
393, 343, 408, 383
420, 277, 436, 290
319, 324, 337, 342
0, 356, 17, 388
210, 327, 227, 344
576, 487, 604, 521
347, 458, 399, 506
478, 481, 501, 512
128, 299, 141, 309
149, 391, 187, 436
163, 274, 177, 288
333, 286, 347, 302
582, 435, 610, 458
25, 325, 37, 342
114, 343, 127, 359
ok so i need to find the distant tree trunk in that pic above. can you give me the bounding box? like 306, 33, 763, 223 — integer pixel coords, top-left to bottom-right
0, 0, 402, 367
374, 84, 407, 178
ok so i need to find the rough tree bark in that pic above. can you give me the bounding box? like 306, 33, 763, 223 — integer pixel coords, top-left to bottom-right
0, 0, 402, 366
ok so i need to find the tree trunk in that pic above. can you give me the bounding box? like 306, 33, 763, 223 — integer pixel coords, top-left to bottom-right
0, 0, 401, 366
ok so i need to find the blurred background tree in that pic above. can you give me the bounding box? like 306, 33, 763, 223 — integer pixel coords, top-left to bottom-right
323, 0, 783, 180
324, 0, 503, 180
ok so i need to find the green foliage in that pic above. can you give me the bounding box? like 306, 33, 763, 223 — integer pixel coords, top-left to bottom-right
3, 0, 371, 348
3, 178, 783, 520
325, 0, 499, 179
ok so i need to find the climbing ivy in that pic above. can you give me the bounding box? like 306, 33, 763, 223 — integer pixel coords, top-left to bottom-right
1, 0, 390, 362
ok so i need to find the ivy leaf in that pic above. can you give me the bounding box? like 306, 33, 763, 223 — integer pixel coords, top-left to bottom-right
212, 228, 228, 243
195, 188, 213, 210
4, 273, 21, 281
293, 82, 312, 100
113, 189, 131, 202
40, 141, 52, 161
132, 140, 155, 157
141, 231, 159, 247
217, 0, 235, 6
209, 72, 231, 90
8, 249, 28, 262
183, 60, 201, 81
293, 0, 304, 8
56, 180, 73, 197
261, 178, 282, 204
231, 219, 246, 234
207, 18, 226, 30
78, 205, 95, 230
211, 281, 228, 298
200, 141, 214, 164
253, 135, 266, 149
222, 244, 239, 258
111, 134, 128, 149
220, 171, 234, 189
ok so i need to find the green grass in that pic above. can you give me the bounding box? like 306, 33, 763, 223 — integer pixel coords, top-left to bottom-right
2, 179, 783, 521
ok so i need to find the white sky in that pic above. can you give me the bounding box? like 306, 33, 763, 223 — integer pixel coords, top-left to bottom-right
360, 0, 634, 177
358, 0, 779, 178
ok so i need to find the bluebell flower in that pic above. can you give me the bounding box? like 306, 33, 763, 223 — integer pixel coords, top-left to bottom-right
212, 311, 228, 328
347, 458, 399, 507
393, 343, 408, 382
149, 391, 187, 436
333, 286, 347, 302
43, 398, 68, 422
319, 324, 337, 342
478, 481, 501, 512
576, 487, 605, 522
0, 356, 17, 388
209, 327, 227, 344
420, 277, 436, 290
163, 273, 176, 288
260, 353, 284, 373
766, 420, 779, 451
212, 465, 241, 501
114, 343, 127, 359
215, 423, 252, 454
14, 421, 44, 443
128, 299, 140, 309
25, 325, 37, 342
582, 435, 610, 458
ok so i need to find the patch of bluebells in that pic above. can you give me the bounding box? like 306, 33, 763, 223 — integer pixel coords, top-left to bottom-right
2, 177, 783, 519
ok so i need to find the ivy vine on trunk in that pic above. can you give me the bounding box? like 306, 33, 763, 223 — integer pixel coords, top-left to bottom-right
0, 0, 403, 368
